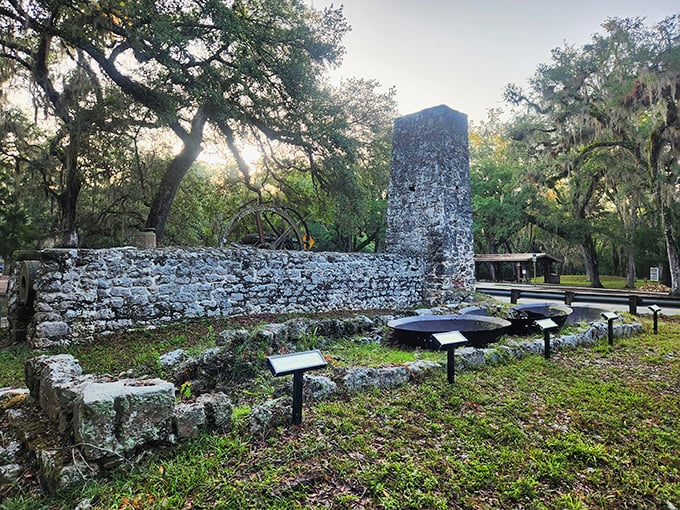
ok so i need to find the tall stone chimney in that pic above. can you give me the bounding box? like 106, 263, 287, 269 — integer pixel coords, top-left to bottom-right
386, 105, 476, 304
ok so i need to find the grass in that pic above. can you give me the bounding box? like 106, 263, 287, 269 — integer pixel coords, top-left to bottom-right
1, 315, 679, 509
531, 274, 654, 289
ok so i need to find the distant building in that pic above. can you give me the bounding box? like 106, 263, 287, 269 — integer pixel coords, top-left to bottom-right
474, 253, 561, 283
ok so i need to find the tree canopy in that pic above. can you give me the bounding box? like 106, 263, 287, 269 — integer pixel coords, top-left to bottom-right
0, 0, 372, 243
504, 15, 680, 293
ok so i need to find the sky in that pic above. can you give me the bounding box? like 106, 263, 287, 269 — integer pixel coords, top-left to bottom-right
312, 0, 678, 123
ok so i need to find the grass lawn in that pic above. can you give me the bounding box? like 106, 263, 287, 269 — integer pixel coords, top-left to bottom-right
1, 315, 679, 509
531, 274, 663, 290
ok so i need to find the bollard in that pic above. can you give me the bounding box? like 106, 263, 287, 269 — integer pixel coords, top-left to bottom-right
628, 295, 639, 315
510, 289, 521, 304
564, 291, 575, 306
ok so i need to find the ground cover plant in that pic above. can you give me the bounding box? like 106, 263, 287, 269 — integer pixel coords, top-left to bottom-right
1, 312, 678, 509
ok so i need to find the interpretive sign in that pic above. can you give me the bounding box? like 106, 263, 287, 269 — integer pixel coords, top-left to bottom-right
266, 350, 327, 377
432, 331, 468, 384
535, 318, 558, 331
266, 349, 328, 425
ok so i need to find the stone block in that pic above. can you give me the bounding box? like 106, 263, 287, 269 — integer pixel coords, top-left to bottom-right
249, 396, 293, 435
302, 375, 337, 402
0, 464, 23, 486
24, 354, 81, 398
36, 448, 97, 494
342, 366, 410, 391
196, 392, 232, 431
72, 378, 175, 461
456, 347, 486, 369
174, 401, 206, 438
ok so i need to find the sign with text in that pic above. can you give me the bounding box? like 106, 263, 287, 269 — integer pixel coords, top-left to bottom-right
432, 331, 468, 349
650, 267, 660, 282
535, 318, 558, 331
266, 350, 327, 377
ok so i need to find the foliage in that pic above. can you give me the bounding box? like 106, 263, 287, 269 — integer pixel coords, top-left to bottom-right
0, 108, 53, 259
504, 15, 680, 290
470, 111, 536, 256
0, 0, 359, 242
0, 1, 397, 251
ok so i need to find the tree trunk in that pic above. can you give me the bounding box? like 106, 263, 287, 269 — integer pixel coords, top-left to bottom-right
661, 207, 680, 296
145, 141, 204, 242
145, 111, 208, 243
625, 251, 636, 289
57, 126, 83, 248
580, 234, 603, 288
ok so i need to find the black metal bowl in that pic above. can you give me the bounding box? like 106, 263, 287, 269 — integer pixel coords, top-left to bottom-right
458, 305, 490, 316
505, 303, 573, 335
387, 314, 511, 349
564, 304, 610, 324
460, 302, 573, 336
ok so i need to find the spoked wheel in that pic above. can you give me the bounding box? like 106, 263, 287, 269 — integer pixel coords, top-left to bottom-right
221, 205, 310, 250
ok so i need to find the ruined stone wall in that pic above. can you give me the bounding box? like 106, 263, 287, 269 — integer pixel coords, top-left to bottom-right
11, 247, 424, 347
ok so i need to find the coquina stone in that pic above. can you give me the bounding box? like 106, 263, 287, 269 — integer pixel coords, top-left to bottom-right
174, 401, 206, 439
249, 396, 293, 435
72, 378, 175, 461
9, 244, 429, 347
196, 392, 232, 431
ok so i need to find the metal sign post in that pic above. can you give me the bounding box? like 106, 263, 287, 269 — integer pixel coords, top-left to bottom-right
266, 350, 328, 426
432, 331, 468, 384
600, 312, 619, 346
648, 305, 662, 335
535, 318, 559, 360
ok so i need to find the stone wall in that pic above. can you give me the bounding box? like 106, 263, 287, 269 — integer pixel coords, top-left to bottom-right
11, 246, 424, 347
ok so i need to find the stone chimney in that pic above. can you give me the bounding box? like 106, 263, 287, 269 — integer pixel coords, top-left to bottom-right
386, 105, 475, 304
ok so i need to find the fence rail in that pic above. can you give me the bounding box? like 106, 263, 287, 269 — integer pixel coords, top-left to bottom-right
477, 285, 680, 315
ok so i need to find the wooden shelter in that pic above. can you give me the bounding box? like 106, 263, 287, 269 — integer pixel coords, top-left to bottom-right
474, 253, 561, 283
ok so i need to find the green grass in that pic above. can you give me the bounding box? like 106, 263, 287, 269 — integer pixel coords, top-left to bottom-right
0, 320, 225, 386
532, 274, 650, 289
1, 315, 678, 509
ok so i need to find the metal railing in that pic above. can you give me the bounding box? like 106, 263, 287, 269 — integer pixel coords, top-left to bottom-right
477, 285, 680, 315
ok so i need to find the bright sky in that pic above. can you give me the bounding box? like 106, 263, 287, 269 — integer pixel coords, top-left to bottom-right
313, 0, 678, 123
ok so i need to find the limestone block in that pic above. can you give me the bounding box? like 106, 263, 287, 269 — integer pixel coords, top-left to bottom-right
196, 392, 232, 431
72, 378, 175, 461
249, 396, 293, 434
456, 347, 487, 369
215, 328, 252, 347
24, 354, 82, 398
37, 448, 97, 493
174, 401, 206, 438
159, 349, 187, 371
0, 463, 22, 486
302, 375, 337, 402
0, 441, 22, 464
342, 366, 410, 391
404, 360, 442, 375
